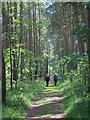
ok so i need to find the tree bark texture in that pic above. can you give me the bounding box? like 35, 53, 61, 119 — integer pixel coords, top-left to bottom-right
13, 2, 17, 87
73, 3, 85, 55
2, 50, 6, 104
10, 2, 13, 89
33, 3, 36, 57
62, 5, 69, 56
28, 3, 33, 80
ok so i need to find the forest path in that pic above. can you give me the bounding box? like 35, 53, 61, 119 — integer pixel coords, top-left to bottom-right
25, 83, 66, 120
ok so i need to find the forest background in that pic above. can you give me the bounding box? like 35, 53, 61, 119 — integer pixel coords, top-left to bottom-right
0, 1, 90, 119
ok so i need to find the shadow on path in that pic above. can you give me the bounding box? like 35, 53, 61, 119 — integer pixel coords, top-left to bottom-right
25, 84, 66, 120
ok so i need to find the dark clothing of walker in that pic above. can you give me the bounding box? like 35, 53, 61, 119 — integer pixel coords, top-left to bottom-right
53, 74, 58, 86
45, 74, 50, 87
46, 79, 49, 87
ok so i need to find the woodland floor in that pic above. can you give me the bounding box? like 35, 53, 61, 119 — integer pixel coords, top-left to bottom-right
25, 82, 66, 120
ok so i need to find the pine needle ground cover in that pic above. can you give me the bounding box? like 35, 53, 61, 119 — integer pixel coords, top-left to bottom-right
58, 80, 89, 119
2, 79, 45, 118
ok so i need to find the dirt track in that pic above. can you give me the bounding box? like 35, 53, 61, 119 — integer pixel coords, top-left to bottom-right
25, 85, 66, 120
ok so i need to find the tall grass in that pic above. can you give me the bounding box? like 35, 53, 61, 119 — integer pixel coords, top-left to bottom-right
58, 78, 89, 119
2, 78, 45, 118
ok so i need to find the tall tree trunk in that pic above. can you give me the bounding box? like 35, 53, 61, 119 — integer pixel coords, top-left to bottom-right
80, 4, 87, 53
46, 57, 48, 74
25, 28, 28, 50
58, 51, 61, 77
13, 2, 17, 87
20, 2, 24, 80
35, 4, 38, 80
28, 3, 33, 52
62, 4, 70, 72
73, 3, 85, 55
2, 2, 9, 49
10, 2, 13, 89
46, 38, 48, 74
62, 40, 64, 77
16, 2, 23, 80
25, 26, 28, 65
67, 3, 72, 72
87, 5, 90, 68
2, 2, 6, 103
62, 5, 69, 56
5, 3, 9, 49
33, 3, 36, 57
28, 3, 32, 80
72, 12, 77, 70
2, 50, 6, 104
87, 5, 90, 92
72, 16, 76, 53
38, 5, 42, 78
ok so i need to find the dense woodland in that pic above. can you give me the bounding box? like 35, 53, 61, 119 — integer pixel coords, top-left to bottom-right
1, 1, 90, 119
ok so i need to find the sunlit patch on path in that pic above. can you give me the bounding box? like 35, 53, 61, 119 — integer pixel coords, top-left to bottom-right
26, 84, 66, 120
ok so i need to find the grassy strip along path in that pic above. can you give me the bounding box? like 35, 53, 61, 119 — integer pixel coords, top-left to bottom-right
26, 83, 66, 120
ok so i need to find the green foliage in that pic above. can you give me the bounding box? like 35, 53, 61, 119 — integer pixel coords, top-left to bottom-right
70, 22, 89, 42
57, 51, 89, 118
2, 2, 89, 119
4, 44, 45, 80
2, 79, 45, 118
58, 79, 89, 118
64, 53, 88, 68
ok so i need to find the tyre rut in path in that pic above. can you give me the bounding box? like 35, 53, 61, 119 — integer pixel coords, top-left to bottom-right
25, 85, 66, 120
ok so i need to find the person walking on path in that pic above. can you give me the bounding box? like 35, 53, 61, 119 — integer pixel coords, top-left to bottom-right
53, 73, 58, 86
44, 73, 50, 87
